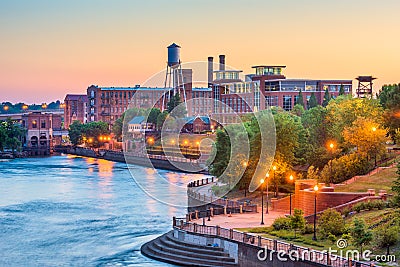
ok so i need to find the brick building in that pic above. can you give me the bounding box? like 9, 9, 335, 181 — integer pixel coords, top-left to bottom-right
22, 112, 63, 155
64, 94, 88, 129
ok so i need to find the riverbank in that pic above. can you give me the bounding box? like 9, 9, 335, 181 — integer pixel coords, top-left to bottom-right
61, 146, 209, 174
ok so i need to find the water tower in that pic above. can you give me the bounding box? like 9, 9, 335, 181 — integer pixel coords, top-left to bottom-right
163, 43, 187, 112
356, 76, 376, 98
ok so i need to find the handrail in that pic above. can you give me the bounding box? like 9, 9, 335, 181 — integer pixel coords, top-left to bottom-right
172, 220, 371, 267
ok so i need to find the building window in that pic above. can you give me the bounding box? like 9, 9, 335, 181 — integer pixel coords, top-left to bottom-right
32, 120, 37, 128
265, 96, 278, 107
41, 120, 46, 129
283, 95, 292, 111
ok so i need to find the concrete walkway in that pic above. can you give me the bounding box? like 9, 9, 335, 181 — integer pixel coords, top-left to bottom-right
191, 208, 287, 229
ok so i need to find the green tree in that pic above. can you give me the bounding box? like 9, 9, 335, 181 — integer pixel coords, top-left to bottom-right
318, 208, 345, 237
0, 123, 7, 152
147, 108, 161, 124
156, 111, 169, 130
167, 93, 187, 118
308, 92, 318, 109
209, 129, 231, 177
295, 90, 305, 109
3, 118, 24, 153
374, 225, 399, 256
290, 209, 305, 238
392, 162, 400, 206
83, 121, 110, 148
339, 84, 345, 95
350, 218, 373, 253
379, 84, 400, 142
68, 120, 84, 146
112, 117, 123, 141
322, 88, 331, 107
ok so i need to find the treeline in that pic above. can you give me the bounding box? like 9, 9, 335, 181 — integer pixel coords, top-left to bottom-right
0, 118, 25, 153
210, 92, 392, 192
0, 101, 62, 114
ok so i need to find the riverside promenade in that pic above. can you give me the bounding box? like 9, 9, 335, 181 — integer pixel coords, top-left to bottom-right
188, 180, 286, 228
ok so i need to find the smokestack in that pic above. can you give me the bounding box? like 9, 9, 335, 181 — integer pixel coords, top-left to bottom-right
208, 57, 213, 87
219, 55, 225, 71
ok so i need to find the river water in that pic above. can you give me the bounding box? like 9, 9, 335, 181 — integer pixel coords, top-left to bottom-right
0, 155, 207, 266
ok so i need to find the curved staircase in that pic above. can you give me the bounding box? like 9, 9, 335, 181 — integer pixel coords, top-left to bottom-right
141, 231, 238, 267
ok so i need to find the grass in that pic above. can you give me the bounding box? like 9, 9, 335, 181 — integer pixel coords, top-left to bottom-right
334, 166, 397, 193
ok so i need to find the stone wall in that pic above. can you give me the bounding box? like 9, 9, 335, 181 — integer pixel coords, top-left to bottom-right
174, 229, 328, 267
272, 180, 374, 216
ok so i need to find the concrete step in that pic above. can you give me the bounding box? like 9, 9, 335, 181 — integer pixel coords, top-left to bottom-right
159, 236, 230, 257
141, 231, 238, 267
165, 232, 225, 252
154, 238, 235, 262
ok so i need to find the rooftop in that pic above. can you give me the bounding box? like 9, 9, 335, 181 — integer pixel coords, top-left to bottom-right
128, 116, 145, 125
252, 65, 286, 68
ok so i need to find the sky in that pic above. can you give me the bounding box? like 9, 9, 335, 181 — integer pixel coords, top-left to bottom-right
0, 0, 399, 104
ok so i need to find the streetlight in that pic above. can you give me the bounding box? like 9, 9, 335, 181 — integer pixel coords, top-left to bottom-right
313, 184, 319, 241
372, 127, 377, 167
272, 165, 277, 197
328, 143, 335, 186
266, 173, 270, 214
260, 178, 265, 225
289, 174, 294, 216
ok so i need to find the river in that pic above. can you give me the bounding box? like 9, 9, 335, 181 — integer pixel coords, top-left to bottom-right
0, 155, 208, 266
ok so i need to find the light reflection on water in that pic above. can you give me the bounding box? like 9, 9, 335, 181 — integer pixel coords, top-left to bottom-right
0, 155, 205, 266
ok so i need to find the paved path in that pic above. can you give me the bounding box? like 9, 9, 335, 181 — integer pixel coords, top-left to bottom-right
191, 208, 286, 229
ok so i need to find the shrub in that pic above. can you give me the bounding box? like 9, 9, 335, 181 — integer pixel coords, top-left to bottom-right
327, 233, 337, 244
302, 224, 314, 234
352, 202, 365, 213
318, 209, 345, 237
272, 217, 292, 231
342, 207, 351, 218
372, 200, 386, 210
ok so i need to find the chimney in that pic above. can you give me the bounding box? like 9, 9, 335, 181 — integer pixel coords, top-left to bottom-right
208, 57, 213, 87
219, 55, 225, 71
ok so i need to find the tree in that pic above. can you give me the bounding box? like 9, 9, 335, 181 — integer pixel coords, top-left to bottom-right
379, 84, 400, 142
156, 111, 169, 131
68, 120, 84, 146
209, 129, 231, 177
343, 117, 387, 162
112, 117, 123, 141
290, 209, 305, 238
375, 225, 399, 256
318, 209, 345, 237
0, 124, 6, 152
147, 108, 161, 124
392, 162, 400, 206
339, 84, 345, 95
325, 96, 384, 144
306, 166, 319, 180
167, 93, 187, 118
83, 121, 110, 148
322, 88, 331, 107
295, 90, 305, 109
308, 92, 318, 109
350, 218, 372, 253
2, 118, 24, 153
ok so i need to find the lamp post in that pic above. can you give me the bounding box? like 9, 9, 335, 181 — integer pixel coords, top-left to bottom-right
272, 165, 277, 197
372, 127, 377, 167
328, 143, 334, 186
313, 185, 319, 241
265, 173, 270, 214
289, 174, 294, 216
260, 178, 265, 225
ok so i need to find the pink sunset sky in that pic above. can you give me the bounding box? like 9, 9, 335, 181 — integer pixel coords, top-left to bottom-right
0, 0, 399, 104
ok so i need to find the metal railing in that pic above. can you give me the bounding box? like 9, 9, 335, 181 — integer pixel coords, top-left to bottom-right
172, 220, 372, 267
